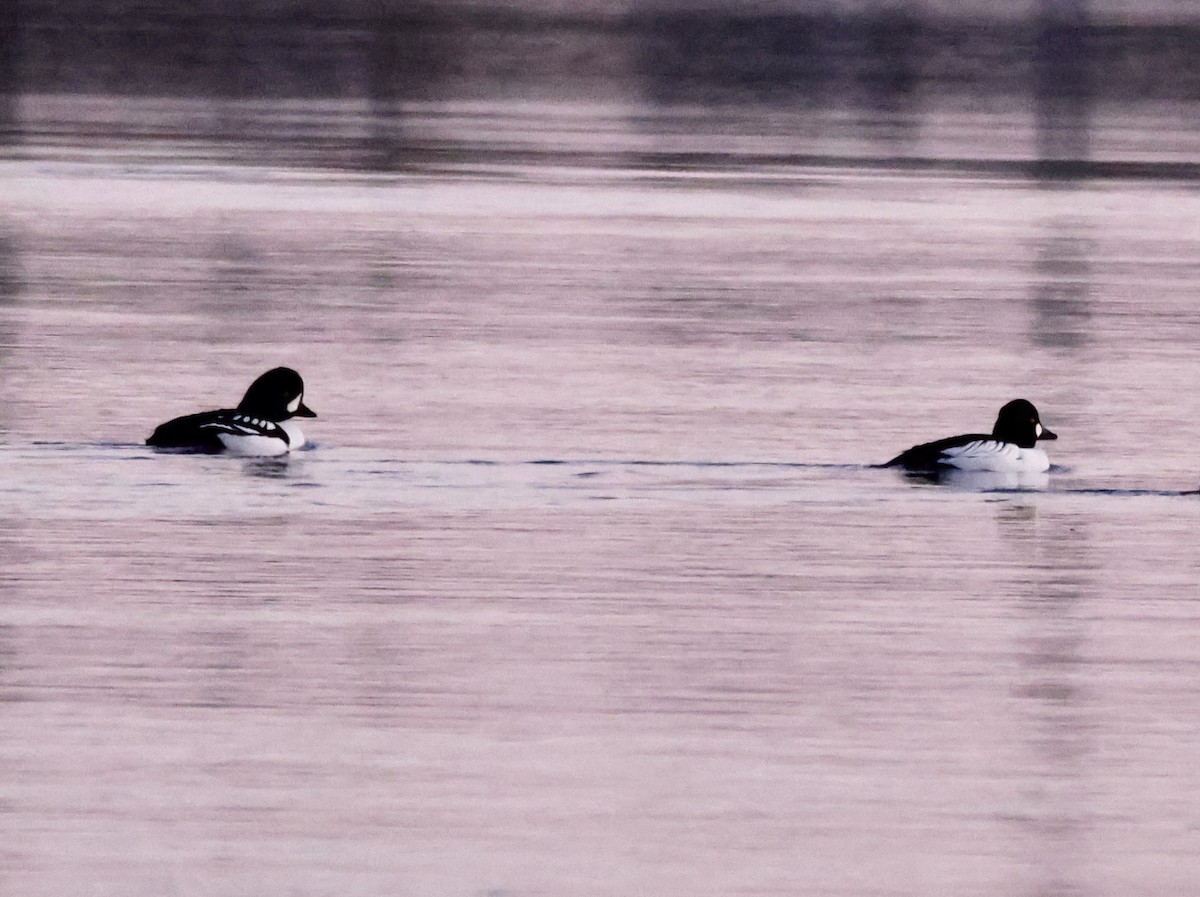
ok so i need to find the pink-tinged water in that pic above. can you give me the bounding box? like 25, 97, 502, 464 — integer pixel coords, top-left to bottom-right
3, 102, 1200, 897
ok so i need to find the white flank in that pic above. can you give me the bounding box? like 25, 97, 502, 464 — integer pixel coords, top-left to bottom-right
217, 431, 290, 457
940, 440, 1050, 473
279, 420, 306, 449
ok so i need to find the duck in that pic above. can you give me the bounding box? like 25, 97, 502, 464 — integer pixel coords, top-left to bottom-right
146, 367, 316, 456
884, 399, 1057, 473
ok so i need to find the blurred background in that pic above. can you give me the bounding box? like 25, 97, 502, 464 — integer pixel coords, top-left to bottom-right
4, 0, 1200, 173
5, 5, 1200, 897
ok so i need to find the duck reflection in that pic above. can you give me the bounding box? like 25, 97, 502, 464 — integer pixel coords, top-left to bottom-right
900, 468, 1051, 491
241, 457, 294, 479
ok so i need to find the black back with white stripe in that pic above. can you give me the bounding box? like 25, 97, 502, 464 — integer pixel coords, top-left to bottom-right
146, 367, 316, 451
885, 399, 1057, 471
147, 410, 289, 452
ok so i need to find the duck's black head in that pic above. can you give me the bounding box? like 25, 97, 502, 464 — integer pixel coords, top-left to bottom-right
992, 398, 1055, 448
237, 367, 317, 420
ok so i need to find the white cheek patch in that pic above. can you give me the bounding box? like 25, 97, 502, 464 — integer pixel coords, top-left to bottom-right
1035, 423, 1043, 437
286, 395, 301, 414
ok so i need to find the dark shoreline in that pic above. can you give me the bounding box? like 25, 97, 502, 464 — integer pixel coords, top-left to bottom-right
4, 4, 1199, 103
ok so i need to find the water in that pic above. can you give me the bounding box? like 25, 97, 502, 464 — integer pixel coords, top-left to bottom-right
5, 101, 1200, 896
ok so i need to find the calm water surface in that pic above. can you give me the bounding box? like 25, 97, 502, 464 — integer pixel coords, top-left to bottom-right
4, 103, 1200, 896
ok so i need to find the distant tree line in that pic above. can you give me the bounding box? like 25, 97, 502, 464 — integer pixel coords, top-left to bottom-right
2, 2, 1199, 104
